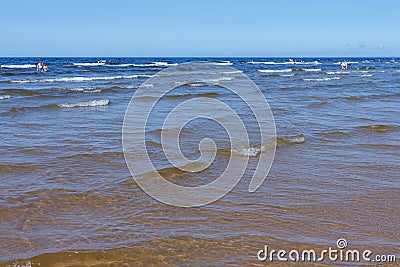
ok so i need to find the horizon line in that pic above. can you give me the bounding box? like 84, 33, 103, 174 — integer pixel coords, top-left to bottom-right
1, 55, 399, 58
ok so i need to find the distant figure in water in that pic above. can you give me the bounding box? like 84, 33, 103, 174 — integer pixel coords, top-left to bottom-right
36, 61, 43, 72
43, 64, 48, 72
289, 58, 294, 63
341, 61, 348, 70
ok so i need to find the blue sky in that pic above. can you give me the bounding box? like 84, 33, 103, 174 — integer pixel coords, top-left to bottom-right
1, 0, 399, 57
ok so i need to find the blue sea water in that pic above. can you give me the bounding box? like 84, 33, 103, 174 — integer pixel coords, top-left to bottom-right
0, 57, 399, 265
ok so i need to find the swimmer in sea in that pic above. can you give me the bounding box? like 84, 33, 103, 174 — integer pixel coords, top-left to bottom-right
36, 61, 43, 72
43, 64, 48, 72
341, 61, 348, 70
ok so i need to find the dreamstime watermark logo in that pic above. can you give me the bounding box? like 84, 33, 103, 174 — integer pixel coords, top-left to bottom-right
257, 238, 397, 263
122, 62, 276, 207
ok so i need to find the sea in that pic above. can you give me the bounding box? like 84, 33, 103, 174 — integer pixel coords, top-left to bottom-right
0, 57, 399, 266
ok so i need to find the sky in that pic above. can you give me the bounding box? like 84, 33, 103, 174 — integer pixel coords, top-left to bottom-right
1, 0, 399, 57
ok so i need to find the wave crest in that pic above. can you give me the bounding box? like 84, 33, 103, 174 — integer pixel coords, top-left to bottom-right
1, 64, 36, 69
277, 134, 306, 146
59, 99, 110, 108
0, 95, 11, 100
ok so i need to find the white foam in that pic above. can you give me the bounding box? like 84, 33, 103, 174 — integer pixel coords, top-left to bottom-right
232, 144, 267, 157
215, 70, 242, 74
202, 77, 234, 83
133, 62, 178, 67
303, 77, 341, 81
333, 61, 359, 65
69, 88, 85, 91
188, 83, 211, 87
211, 61, 233, 66
249, 60, 320, 65
12, 75, 143, 84
326, 71, 350, 75
59, 99, 110, 108
280, 74, 295, 77
84, 89, 102, 93
1, 64, 36, 69
304, 68, 322, 72
258, 69, 292, 73
360, 74, 373, 77
0, 95, 11, 100
105, 63, 135, 67
283, 135, 305, 144
249, 61, 276, 65
73, 62, 105, 66
68, 87, 102, 93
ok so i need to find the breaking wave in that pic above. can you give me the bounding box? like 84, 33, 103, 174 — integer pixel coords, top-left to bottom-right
58, 99, 110, 108
73, 62, 106, 66
249, 61, 321, 65
211, 61, 233, 66
131, 62, 178, 67
11, 75, 144, 84
0, 94, 11, 100
0, 64, 36, 69
303, 77, 341, 82
277, 134, 306, 146
258, 69, 292, 73
231, 144, 269, 157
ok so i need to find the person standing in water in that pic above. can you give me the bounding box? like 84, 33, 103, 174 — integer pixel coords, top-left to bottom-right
341, 61, 348, 70
43, 64, 48, 72
36, 61, 43, 72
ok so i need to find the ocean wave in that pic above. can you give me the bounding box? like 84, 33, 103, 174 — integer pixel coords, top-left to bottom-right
258, 69, 292, 73
280, 74, 295, 77
303, 77, 341, 82
359, 144, 400, 149
214, 70, 242, 75
58, 99, 110, 108
333, 61, 359, 65
203, 77, 235, 83
64, 87, 105, 93
358, 125, 397, 133
357, 66, 375, 70
303, 68, 322, 72
132, 62, 178, 67
9, 99, 111, 112
73, 62, 106, 66
173, 76, 234, 87
0, 64, 36, 69
311, 101, 329, 107
249, 60, 320, 65
360, 74, 373, 77
0, 95, 11, 100
326, 71, 350, 75
80, 89, 102, 93
211, 61, 233, 66
4, 89, 39, 96
105, 63, 136, 67
289, 68, 322, 72
0, 163, 42, 173
231, 144, 269, 157
187, 83, 214, 87
346, 96, 363, 101
11, 75, 143, 84
166, 92, 220, 99
277, 134, 306, 146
